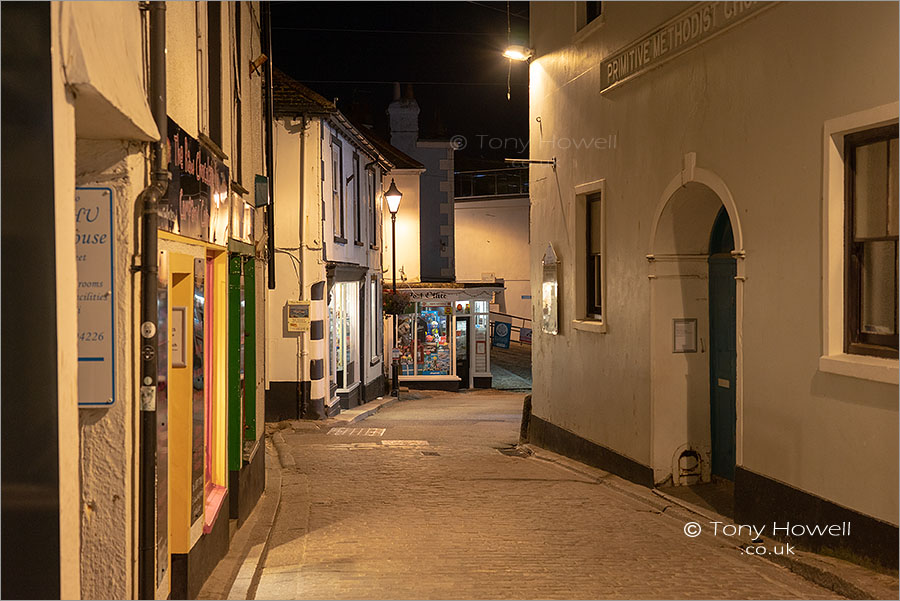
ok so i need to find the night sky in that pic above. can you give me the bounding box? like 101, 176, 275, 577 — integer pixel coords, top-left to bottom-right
271, 1, 530, 170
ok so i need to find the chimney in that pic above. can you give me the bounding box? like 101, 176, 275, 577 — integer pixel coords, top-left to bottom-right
387, 82, 419, 153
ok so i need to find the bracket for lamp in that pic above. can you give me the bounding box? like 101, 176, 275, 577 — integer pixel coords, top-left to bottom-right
504, 157, 557, 171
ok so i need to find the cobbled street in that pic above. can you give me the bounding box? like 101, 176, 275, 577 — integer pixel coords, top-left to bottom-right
256, 391, 838, 600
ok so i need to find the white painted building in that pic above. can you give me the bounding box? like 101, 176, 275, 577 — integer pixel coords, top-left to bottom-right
454, 167, 532, 326
2, 2, 271, 598
269, 70, 394, 418
528, 1, 898, 568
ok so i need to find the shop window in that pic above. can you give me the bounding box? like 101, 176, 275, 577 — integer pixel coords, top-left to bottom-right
845, 124, 899, 358
332, 138, 345, 242
331, 282, 358, 389
417, 303, 451, 375
397, 302, 454, 376
369, 279, 381, 364
473, 301, 490, 373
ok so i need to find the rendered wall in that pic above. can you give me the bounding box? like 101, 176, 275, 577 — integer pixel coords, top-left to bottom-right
455, 196, 531, 320
383, 169, 423, 284
530, 1, 899, 523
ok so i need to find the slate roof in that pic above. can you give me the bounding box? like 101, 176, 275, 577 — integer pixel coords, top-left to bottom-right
273, 67, 336, 117
351, 122, 424, 171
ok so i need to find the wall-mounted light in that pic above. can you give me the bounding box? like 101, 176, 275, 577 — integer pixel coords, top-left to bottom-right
503, 44, 533, 62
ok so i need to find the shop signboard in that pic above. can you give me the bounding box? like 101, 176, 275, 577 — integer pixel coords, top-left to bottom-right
493, 321, 512, 349
161, 117, 230, 245
76, 187, 115, 406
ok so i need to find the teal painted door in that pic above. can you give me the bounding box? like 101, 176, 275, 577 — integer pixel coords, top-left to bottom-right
708, 208, 737, 480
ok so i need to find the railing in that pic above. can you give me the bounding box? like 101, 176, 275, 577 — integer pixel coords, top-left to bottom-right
455, 167, 529, 200
489, 311, 532, 345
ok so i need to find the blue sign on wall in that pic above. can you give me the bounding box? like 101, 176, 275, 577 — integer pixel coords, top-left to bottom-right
493, 321, 512, 349
76, 187, 115, 406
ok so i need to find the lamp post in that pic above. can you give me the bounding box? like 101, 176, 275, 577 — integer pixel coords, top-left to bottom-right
385, 178, 402, 397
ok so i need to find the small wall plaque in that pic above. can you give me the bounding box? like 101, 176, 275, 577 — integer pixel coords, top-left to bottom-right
171, 306, 187, 367
673, 318, 697, 353
286, 300, 310, 332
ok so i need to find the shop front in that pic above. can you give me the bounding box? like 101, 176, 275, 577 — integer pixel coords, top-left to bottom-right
156, 117, 261, 598
395, 285, 500, 390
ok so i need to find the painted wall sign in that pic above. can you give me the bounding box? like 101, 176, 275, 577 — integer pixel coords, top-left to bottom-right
286, 301, 310, 332
600, 1, 774, 93
160, 117, 230, 245
76, 187, 115, 406
406, 288, 495, 301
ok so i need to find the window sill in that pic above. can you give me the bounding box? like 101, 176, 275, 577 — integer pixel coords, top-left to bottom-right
354, 241, 364, 247
572, 319, 607, 334
334, 236, 347, 244
818, 353, 898, 385
202, 485, 227, 534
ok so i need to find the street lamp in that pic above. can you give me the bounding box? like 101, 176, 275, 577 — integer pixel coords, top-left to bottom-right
385, 178, 402, 397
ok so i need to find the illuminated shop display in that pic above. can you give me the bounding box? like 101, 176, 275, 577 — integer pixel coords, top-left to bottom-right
397, 293, 491, 384
330, 281, 359, 390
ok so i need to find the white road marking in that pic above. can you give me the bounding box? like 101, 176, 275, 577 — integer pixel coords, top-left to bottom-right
327, 427, 386, 437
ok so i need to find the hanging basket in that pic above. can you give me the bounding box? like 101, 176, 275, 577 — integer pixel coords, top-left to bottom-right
383, 289, 412, 315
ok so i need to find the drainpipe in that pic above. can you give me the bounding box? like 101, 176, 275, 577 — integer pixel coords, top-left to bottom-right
262, 1, 276, 289
138, 2, 168, 599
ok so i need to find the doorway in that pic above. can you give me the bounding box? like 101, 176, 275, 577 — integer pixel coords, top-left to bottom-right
708, 207, 736, 480
456, 317, 470, 389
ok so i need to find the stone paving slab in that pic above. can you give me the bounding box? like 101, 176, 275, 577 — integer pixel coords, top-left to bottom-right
255, 392, 842, 600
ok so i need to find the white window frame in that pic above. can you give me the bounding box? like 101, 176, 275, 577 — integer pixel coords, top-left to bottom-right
573, 179, 608, 334
819, 101, 899, 385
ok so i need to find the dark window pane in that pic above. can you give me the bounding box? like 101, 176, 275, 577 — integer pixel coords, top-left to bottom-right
861, 240, 897, 335
854, 140, 888, 240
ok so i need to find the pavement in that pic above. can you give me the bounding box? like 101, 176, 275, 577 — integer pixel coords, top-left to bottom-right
202, 390, 898, 600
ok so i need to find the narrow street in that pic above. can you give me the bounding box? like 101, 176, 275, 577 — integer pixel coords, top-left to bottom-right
255, 392, 835, 600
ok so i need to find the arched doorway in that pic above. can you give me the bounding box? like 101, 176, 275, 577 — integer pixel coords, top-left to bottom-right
708, 207, 736, 480
647, 161, 744, 488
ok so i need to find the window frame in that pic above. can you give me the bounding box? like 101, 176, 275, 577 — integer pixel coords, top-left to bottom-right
352, 153, 362, 245
574, 0, 605, 38
844, 124, 899, 359
586, 192, 603, 319
573, 180, 608, 333
368, 168, 378, 249
332, 137, 345, 243
818, 102, 898, 385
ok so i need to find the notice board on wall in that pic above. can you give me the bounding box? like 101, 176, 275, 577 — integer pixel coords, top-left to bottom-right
76, 187, 116, 406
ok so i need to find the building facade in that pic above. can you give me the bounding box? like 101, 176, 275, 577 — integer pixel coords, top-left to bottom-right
2, 2, 271, 598
454, 166, 532, 325
528, 1, 898, 567
268, 71, 391, 419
